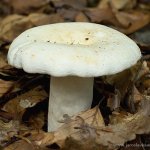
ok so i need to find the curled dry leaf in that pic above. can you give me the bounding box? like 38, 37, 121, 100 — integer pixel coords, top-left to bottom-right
28, 13, 64, 26
132, 85, 144, 104
105, 68, 134, 100
2, 86, 48, 120
84, 7, 121, 26
57, 8, 78, 21
130, 24, 150, 49
107, 89, 121, 110
75, 12, 89, 22
0, 52, 12, 70
33, 107, 104, 147
7, 0, 51, 14
0, 0, 11, 16
34, 99, 150, 150
3, 140, 37, 150
51, 0, 87, 9
0, 14, 33, 42
134, 61, 149, 80
105, 61, 146, 103
143, 79, 150, 89
0, 13, 64, 42
110, 0, 137, 10
115, 10, 150, 34
28, 111, 45, 130
0, 120, 19, 143
0, 79, 14, 97
98, 0, 110, 9
62, 137, 108, 150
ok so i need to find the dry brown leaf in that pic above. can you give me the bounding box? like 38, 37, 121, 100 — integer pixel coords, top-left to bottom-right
133, 61, 149, 80
0, 120, 19, 142
115, 10, 150, 34
132, 85, 143, 103
51, 0, 87, 9
28, 13, 64, 26
57, 8, 78, 21
75, 12, 89, 22
143, 79, 150, 89
130, 24, 150, 49
139, 2, 150, 11
95, 99, 150, 148
98, 0, 110, 9
105, 68, 133, 100
34, 99, 150, 150
7, 0, 51, 14
2, 86, 48, 120
0, 79, 14, 97
110, 111, 128, 125
0, 0, 11, 16
62, 137, 107, 150
33, 107, 104, 147
107, 89, 121, 110
105, 62, 145, 102
3, 140, 37, 150
0, 13, 64, 42
0, 52, 12, 70
28, 111, 45, 130
0, 14, 33, 42
110, 0, 137, 10
120, 137, 144, 150
84, 8, 121, 26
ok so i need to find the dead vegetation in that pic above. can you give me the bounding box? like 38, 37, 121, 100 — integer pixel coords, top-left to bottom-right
0, 0, 150, 149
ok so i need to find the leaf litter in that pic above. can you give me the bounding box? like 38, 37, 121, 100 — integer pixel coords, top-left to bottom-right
0, 0, 150, 149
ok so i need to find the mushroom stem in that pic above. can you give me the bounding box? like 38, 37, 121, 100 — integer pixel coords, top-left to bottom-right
48, 76, 94, 132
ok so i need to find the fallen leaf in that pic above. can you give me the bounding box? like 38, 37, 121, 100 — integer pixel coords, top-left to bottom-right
3, 140, 36, 150
138, 2, 150, 11
62, 137, 107, 150
0, 13, 64, 42
110, 0, 137, 10
28, 13, 64, 26
120, 136, 144, 150
107, 89, 121, 110
0, 52, 12, 70
130, 24, 150, 49
34, 99, 150, 149
0, 79, 14, 97
115, 10, 150, 34
7, 0, 51, 14
57, 8, 78, 21
96, 99, 150, 148
134, 61, 149, 80
0, 120, 19, 143
51, 0, 87, 9
34, 107, 104, 147
75, 12, 89, 22
86, 0, 99, 7
28, 111, 45, 130
2, 86, 48, 120
0, 14, 33, 42
0, 0, 11, 16
132, 85, 144, 104
143, 79, 150, 89
84, 7, 121, 26
98, 0, 109, 9
105, 68, 133, 100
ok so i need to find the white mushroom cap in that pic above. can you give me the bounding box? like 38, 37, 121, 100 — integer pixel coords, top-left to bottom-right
8, 22, 141, 77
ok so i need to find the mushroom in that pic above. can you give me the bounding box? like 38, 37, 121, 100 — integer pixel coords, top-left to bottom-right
7, 22, 141, 131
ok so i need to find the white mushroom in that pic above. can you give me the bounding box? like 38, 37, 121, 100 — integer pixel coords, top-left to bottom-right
7, 22, 141, 131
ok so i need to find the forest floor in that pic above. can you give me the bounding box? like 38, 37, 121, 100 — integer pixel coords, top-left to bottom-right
0, 0, 150, 150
